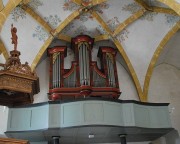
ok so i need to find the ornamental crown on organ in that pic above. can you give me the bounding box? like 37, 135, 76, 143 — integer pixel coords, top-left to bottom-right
48, 35, 121, 100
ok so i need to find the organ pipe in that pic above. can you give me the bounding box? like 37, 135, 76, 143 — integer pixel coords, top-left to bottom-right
79, 42, 90, 86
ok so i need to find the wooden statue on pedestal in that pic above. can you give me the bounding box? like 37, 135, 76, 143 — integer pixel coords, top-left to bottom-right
0, 25, 40, 107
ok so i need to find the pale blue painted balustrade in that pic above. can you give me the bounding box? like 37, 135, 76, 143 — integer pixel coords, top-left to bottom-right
5, 99, 173, 143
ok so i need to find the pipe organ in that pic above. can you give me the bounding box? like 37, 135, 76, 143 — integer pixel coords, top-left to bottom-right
48, 35, 120, 100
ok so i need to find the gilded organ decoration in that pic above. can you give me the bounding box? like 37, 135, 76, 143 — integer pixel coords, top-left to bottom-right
48, 35, 120, 100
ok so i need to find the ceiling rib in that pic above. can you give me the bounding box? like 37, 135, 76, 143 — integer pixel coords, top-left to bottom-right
0, 0, 22, 32
21, 3, 74, 43
113, 9, 146, 37
143, 21, 180, 98
92, 11, 144, 101
134, 0, 178, 15
157, 0, 180, 16
57, 34, 71, 42
21, 0, 31, 5
21, 5, 52, 33
72, 0, 82, 5
94, 34, 109, 42
0, 38, 9, 60
92, 0, 107, 6
0, 0, 3, 11
31, 8, 83, 71
31, 35, 54, 71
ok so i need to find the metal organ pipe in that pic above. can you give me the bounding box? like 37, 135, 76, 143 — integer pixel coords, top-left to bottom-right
79, 43, 90, 86
106, 54, 115, 87
83, 44, 86, 85
58, 54, 61, 88
79, 44, 83, 85
86, 44, 90, 85
52, 53, 61, 88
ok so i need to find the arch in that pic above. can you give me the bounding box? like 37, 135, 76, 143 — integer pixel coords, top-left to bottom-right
143, 21, 180, 99
0, 38, 9, 60
31, 9, 82, 71
92, 11, 145, 101
157, 0, 180, 15
0, 0, 22, 32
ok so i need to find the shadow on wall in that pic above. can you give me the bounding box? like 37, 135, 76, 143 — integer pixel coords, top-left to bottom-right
151, 129, 180, 144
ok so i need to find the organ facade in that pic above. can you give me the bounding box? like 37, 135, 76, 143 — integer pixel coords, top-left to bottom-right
48, 35, 121, 100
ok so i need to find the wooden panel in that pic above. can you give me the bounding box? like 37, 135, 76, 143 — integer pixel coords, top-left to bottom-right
0, 138, 29, 144
61, 102, 81, 127
122, 104, 135, 126
83, 102, 104, 124
6, 100, 172, 132
134, 105, 150, 127
8, 109, 31, 131
49, 104, 61, 128
149, 106, 172, 128
104, 102, 123, 126
31, 105, 48, 130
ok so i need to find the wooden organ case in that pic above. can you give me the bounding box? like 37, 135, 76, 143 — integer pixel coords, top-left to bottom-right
48, 35, 120, 100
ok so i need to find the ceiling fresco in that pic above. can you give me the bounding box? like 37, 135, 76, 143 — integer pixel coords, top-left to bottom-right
0, 0, 180, 101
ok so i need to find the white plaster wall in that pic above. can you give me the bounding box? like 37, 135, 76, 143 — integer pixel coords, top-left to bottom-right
116, 62, 139, 101
148, 63, 180, 134
33, 57, 49, 103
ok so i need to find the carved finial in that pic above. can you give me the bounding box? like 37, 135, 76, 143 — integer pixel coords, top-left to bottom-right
11, 24, 18, 51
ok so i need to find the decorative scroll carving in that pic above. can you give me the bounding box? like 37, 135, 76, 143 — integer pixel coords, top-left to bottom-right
48, 35, 120, 100
0, 25, 40, 107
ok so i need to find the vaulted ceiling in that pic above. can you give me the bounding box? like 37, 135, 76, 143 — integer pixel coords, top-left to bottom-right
0, 0, 180, 102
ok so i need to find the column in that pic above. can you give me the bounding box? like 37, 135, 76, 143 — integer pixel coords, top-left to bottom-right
120, 134, 127, 144
52, 136, 60, 144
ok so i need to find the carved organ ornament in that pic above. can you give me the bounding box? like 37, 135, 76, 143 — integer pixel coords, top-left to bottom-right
48, 35, 120, 100
0, 25, 40, 107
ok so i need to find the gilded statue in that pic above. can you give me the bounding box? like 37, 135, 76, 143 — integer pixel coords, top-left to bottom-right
11, 24, 18, 51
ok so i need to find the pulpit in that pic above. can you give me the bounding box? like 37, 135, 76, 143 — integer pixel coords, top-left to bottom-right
0, 25, 39, 107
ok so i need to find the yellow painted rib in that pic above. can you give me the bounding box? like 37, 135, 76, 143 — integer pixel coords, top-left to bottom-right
54, 9, 81, 36
113, 39, 144, 101
91, 11, 112, 35
58, 34, 71, 42
0, 0, 22, 32
31, 9, 82, 70
31, 35, 54, 71
157, 0, 180, 16
94, 34, 109, 42
134, 0, 178, 15
152, 6, 178, 15
92, 11, 144, 101
22, 0, 31, 5
92, 0, 107, 6
0, 0, 4, 11
72, 0, 82, 5
143, 21, 180, 98
113, 9, 146, 37
0, 38, 9, 60
21, 5, 52, 33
